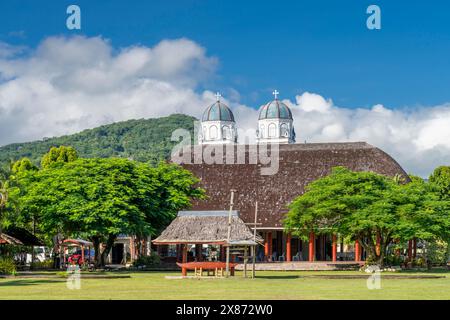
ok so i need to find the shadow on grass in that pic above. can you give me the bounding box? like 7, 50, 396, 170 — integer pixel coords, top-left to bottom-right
0, 279, 64, 287
255, 275, 301, 280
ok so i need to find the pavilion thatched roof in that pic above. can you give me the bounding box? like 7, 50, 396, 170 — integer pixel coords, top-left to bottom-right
153, 211, 263, 245
0, 233, 23, 245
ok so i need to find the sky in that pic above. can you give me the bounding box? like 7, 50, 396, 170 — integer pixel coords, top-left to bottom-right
0, 0, 449, 177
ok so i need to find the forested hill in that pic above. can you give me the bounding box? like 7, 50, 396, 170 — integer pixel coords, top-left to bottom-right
0, 114, 196, 166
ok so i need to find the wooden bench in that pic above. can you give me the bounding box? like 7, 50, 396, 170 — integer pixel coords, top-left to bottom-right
176, 262, 238, 277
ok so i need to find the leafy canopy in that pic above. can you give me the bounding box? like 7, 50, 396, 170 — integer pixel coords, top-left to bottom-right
284, 167, 449, 264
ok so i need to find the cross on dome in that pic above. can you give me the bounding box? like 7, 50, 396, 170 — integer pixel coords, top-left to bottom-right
215, 92, 222, 102
272, 90, 279, 100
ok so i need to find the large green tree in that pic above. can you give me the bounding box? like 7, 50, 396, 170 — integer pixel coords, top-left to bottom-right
17, 157, 204, 267
284, 167, 448, 266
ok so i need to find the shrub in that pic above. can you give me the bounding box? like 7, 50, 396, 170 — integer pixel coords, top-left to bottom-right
0, 257, 17, 275
384, 254, 403, 267
426, 240, 448, 265
31, 259, 54, 270
133, 253, 161, 267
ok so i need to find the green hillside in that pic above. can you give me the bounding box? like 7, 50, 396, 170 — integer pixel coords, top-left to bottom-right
0, 114, 196, 166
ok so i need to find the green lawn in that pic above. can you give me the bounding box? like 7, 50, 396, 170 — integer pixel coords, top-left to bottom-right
0, 270, 449, 300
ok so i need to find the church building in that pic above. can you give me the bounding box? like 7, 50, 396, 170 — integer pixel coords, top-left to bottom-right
177, 91, 409, 263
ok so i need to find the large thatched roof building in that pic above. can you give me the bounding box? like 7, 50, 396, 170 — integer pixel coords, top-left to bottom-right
173, 142, 409, 263
164, 94, 410, 264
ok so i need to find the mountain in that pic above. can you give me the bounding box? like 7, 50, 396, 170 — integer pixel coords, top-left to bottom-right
0, 114, 196, 166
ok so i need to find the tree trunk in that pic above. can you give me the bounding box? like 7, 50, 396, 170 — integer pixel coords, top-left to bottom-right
91, 236, 102, 268
100, 234, 117, 266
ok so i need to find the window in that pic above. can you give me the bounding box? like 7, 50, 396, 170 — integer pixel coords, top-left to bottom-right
268, 123, 277, 138
209, 125, 218, 140
222, 126, 231, 140
280, 123, 289, 137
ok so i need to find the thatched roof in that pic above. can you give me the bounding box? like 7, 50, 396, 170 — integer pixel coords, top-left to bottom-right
153, 211, 263, 245
4, 227, 44, 246
178, 142, 409, 228
0, 233, 23, 245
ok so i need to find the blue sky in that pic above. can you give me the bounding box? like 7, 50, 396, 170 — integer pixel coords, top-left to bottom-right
1, 0, 450, 108
0, 1, 449, 176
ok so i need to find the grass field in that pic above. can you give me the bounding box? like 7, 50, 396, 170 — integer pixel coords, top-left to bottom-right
0, 270, 449, 300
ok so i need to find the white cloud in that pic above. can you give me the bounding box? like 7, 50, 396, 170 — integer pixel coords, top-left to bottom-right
0, 36, 217, 144
280, 93, 450, 177
0, 35, 449, 177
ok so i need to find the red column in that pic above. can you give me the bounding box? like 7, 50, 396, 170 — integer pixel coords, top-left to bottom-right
308, 232, 315, 262
264, 233, 269, 257
332, 234, 337, 262
286, 233, 292, 262
408, 240, 413, 261
81, 245, 85, 265
354, 240, 360, 262
267, 232, 273, 260
413, 238, 417, 259
376, 233, 381, 256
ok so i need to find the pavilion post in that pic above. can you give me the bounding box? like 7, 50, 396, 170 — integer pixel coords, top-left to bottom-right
252, 201, 258, 278
354, 240, 360, 262
225, 190, 236, 277
243, 246, 248, 278
308, 232, 315, 262
81, 245, 85, 266
332, 234, 337, 262
286, 233, 292, 262
182, 244, 188, 263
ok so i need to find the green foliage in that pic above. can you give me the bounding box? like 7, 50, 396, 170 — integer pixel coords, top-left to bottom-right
133, 252, 161, 267
284, 167, 449, 266
429, 166, 450, 200
0, 257, 17, 275
12, 158, 38, 174
426, 240, 449, 265
0, 114, 196, 167
41, 146, 78, 169
16, 155, 204, 266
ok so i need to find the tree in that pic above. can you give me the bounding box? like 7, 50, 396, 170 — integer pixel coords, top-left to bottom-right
18, 157, 204, 267
0, 164, 10, 235
430, 166, 450, 200
428, 166, 450, 262
40, 146, 78, 169
284, 167, 447, 266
